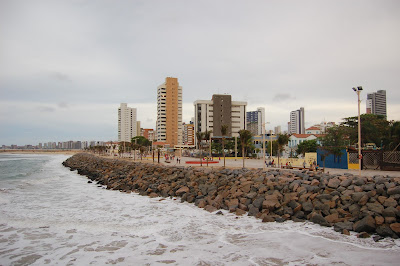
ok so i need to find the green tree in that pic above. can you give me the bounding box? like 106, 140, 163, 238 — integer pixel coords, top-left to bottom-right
341, 114, 390, 150
239, 129, 253, 168
196, 131, 205, 166
211, 141, 222, 154
204, 130, 213, 164
296, 139, 319, 156
131, 136, 151, 160
388, 121, 400, 151
277, 134, 289, 166
132, 136, 151, 147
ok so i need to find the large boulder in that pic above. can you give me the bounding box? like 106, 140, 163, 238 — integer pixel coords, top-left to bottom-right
309, 212, 330, 227
353, 215, 376, 233
334, 222, 354, 232
389, 223, 400, 236
366, 202, 384, 215
388, 187, 400, 195
327, 178, 340, 189
262, 195, 281, 210
376, 225, 398, 238
175, 186, 189, 196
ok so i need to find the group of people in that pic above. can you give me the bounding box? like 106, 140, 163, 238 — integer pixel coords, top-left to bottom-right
265, 159, 275, 167
265, 159, 319, 170
164, 154, 181, 164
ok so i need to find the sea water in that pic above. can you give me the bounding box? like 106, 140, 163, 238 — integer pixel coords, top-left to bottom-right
0, 154, 399, 265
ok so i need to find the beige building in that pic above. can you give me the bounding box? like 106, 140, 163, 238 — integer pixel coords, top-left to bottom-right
118, 103, 138, 142
194, 94, 247, 146
156, 77, 182, 147
183, 123, 195, 145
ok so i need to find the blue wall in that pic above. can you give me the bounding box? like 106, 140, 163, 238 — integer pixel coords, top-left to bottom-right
317, 149, 348, 169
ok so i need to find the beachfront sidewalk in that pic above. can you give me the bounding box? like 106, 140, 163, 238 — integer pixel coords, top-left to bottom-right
133, 155, 400, 178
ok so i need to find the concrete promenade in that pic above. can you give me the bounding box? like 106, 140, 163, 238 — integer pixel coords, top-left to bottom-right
131, 155, 400, 178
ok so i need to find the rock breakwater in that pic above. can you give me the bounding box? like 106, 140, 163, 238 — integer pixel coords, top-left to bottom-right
63, 153, 400, 239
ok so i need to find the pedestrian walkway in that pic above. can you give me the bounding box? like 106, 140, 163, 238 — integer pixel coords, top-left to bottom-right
120, 155, 400, 178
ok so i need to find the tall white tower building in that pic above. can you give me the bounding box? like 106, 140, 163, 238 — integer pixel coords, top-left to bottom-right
246, 107, 265, 136
366, 90, 387, 118
118, 103, 137, 142
289, 107, 305, 134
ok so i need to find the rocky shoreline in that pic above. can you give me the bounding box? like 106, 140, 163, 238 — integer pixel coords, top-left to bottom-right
63, 153, 400, 240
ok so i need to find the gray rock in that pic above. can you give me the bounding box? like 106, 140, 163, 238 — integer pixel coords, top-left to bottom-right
376, 225, 398, 238
352, 192, 366, 202
363, 183, 375, 191
310, 212, 330, 227
340, 179, 352, 188
353, 178, 366, 186
366, 202, 384, 215
334, 222, 354, 232
349, 204, 361, 215
302, 201, 314, 212
247, 205, 259, 217
382, 206, 398, 217
316, 194, 333, 201
252, 197, 264, 210
353, 215, 376, 233
388, 187, 400, 195
328, 178, 341, 189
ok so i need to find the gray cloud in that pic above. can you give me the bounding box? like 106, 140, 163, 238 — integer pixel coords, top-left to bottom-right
37, 106, 55, 113
1, 0, 400, 145
273, 93, 296, 102
58, 102, 69, 108
49, 72, 71, 82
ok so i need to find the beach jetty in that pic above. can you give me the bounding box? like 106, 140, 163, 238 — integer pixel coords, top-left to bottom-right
63, 153, 400, 239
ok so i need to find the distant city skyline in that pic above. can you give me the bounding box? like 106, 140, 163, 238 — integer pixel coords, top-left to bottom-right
1, 1, 400, 145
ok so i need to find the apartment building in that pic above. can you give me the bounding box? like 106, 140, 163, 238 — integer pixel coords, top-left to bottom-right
118, 103, 138, 142
194, 94, 246, 145
289, 107, 305, 134
246, 107, 265, 136
156, 77, 183, 147
366, 90, 387, 118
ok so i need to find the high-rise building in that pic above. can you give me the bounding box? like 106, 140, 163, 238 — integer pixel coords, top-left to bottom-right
274, 126, 281, 135
366, 90, 387, 118
141, 128, 155, 141
156, 77, 182, 147
183, 122, 195, 145
136, 121, 141, 137
246, 107, 265, 136
118, 103, 138, 142
194, 94, 247, 145
289, 107, 305, 134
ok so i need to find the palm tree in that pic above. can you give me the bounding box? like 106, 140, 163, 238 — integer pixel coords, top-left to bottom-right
277, 134, 289, 167
196, 131, 205, 166
221, 125, 228, 168
239, 129, 253, 168
204, 130, 212, 165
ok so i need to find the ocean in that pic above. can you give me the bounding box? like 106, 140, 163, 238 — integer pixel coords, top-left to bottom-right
0, 153, 399, 265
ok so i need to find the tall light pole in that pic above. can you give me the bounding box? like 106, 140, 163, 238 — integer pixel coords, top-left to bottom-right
352, 86, 363, 177
270, 130, 273, 163
262, 123, 266, 170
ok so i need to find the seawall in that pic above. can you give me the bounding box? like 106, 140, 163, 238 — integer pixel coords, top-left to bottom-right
63, 153, 400, 239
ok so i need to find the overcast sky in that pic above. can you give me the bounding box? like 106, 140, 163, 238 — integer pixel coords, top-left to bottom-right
1, 0, 400, 145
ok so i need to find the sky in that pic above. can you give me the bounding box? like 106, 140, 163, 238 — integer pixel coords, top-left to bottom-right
1, 0, 400, 146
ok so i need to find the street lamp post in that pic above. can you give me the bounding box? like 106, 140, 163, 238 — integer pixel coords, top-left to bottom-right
270, 130, 273, 164
262, 123, 266, 170
352, 86, 363, 177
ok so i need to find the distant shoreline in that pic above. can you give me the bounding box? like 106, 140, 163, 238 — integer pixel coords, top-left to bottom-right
0, 149, 80, 155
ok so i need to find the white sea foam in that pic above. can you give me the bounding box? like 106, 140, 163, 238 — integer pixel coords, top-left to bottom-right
0, 154, 399, 265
